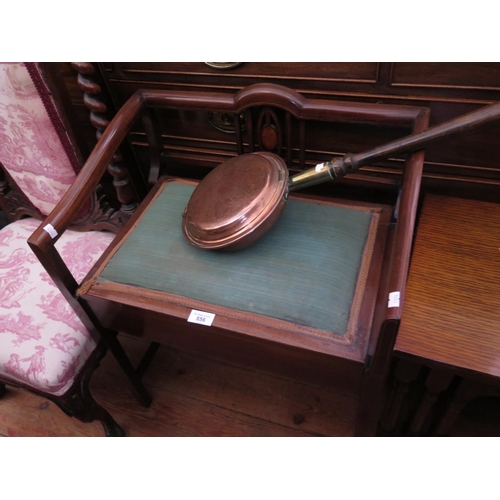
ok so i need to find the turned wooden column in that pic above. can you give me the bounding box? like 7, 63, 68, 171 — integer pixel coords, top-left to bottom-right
408, 369, 455, 435
433, 378, 486, 436
71, 62, 138, 216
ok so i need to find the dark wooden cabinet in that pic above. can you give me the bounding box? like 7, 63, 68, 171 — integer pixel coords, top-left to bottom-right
51, 62, 500, 201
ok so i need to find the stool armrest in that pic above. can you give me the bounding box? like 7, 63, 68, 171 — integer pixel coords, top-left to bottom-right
28, 90, 146, 256
26, 90, 146, 340
385, 109, 430, 321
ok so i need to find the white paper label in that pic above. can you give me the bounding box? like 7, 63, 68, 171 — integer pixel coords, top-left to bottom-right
187, 309, 215, 327
43, 223, 58, 239
388, 291, 400, 308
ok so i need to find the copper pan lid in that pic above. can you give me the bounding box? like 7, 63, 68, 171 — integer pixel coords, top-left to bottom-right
182, 152, 288, 249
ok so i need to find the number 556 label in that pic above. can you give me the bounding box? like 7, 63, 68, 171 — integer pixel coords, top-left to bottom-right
187, 309, 215, 327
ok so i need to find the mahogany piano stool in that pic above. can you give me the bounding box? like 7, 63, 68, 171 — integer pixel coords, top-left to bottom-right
385, 194, 500, 436
77, 175, 393, 421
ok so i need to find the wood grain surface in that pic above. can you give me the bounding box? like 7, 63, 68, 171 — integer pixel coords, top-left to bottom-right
395, 195, 500, 379
2, 332, 499, 437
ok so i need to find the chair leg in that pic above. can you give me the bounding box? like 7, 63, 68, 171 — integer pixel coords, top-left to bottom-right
52, 345, 125, 436
54, 387, 125, 437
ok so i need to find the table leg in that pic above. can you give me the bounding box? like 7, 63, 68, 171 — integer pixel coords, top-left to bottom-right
380, 358, 421, 434
409, 368, 454, 435
433, 378, 483, 436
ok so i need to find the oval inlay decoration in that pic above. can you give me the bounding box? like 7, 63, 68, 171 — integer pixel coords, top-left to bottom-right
261, 125, 278, 150
257, 107, 282, 155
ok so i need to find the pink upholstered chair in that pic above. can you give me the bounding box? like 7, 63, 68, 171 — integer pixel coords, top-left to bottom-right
0, 62, 151, 436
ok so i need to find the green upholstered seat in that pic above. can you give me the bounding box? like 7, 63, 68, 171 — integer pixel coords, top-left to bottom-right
98, 181, 377, 336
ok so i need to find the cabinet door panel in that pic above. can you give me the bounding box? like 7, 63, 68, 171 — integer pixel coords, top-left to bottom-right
116, 62, 380, 83
391, 63, 500, 90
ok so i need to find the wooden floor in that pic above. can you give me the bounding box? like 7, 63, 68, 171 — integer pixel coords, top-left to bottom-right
0, 335, 358, 437
1, 334, 499, 437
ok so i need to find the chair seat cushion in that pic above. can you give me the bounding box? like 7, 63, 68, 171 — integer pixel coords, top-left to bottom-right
0, 218, 114, 396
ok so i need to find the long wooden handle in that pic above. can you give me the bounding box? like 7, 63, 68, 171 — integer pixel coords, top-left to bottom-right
289, 100, 500, 191
350, 101, 500, 170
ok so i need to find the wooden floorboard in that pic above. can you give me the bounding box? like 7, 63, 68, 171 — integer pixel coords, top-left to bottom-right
1, 333, 499, 437
0, 334, 358, 437
115, 336, 357, 436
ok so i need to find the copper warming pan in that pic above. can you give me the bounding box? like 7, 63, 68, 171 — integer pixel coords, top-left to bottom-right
182, 101, 500, 251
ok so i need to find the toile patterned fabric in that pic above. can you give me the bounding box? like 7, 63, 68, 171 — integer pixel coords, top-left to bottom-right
0, 218, 114, 396
0, 63, 78, 215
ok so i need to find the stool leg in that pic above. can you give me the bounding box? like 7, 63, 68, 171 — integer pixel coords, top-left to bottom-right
104, 333, 152, 407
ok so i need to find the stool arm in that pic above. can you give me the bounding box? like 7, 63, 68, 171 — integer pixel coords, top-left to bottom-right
28, 90, 146, 256
385, 110, 430, 322
25, 90, 145, 342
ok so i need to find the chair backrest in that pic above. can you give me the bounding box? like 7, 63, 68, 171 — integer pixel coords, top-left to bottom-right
0, 63, 80, 217
0, 63, 128, 234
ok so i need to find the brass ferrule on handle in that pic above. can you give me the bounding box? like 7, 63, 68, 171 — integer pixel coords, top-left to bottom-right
287, 155, 355, 192
287, 162, 333, 192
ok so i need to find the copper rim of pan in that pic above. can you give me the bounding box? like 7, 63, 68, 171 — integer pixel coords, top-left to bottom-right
182, 152, 288, 249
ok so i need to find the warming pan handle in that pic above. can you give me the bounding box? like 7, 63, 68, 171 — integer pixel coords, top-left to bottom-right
288, 101, 500, 191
